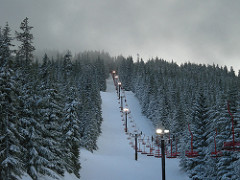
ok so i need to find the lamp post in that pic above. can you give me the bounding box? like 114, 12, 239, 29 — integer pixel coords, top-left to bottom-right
123, 108, 129, 133
114, 75, 118, 89
118, 82, 121, 99
132, 133, 142, 160
156, 128, 169, 180
129, 132, 142, 161
135, 134, 138, 160
112, 70, 116, 80
120, 95, 123, 111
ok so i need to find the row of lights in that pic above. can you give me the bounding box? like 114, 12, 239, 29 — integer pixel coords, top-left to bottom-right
113, 71, 169, 134
113, 70, 169, 180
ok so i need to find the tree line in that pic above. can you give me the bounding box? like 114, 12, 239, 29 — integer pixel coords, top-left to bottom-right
116, 56, 240, 180
0, 18, 110, 180
2, 16, 240, 180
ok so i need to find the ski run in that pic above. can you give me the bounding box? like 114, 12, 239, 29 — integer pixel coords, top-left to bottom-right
22, 76, 188, 180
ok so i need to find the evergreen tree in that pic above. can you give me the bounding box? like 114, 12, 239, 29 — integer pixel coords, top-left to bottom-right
216, 87, 239, 179
18, 90, 47, 180
0, 23, 14, 67
62, 50, 72, 82
39, 84, 65, 177
0, 27, 3, 64
0, 24, 23, 180
94, 56, 106, 91
15, 17, 35, 66
62, 91, 81, 178
187, 90, 209, 179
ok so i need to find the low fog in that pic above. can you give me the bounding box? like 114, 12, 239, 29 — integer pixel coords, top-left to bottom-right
1, 0, 240, 72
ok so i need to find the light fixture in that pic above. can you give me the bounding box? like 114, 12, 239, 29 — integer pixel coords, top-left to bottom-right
156, 128, 163, 134
164, 129, 170, 134
123, 108, 129, 112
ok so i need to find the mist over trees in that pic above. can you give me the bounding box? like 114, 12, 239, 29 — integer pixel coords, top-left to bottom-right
1, 17, 240, 180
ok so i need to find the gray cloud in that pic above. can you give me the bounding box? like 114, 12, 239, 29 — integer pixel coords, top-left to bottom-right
1, 0, 240, 72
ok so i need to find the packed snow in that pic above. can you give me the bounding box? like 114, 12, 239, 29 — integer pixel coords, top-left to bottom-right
80, 77, 189, 180
22, 76, 189, 180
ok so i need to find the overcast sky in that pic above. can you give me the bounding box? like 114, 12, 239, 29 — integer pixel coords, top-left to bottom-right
1, 0, 240, 72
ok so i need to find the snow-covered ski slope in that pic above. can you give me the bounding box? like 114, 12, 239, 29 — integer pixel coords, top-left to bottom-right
22, 76, 189, 180
80, 76, 189, 180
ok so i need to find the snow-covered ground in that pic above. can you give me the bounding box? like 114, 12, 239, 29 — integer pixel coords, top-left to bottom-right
80, 76, 189, 180
22, 76, 189, 180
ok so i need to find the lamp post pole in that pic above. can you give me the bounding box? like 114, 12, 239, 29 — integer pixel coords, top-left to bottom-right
161, 138, 166, 180
123, 108, 129, 133
129, 132, 141, 161
156, 129, 169, 180
120, 95, 123, 111
125, 111, 128, 132
118, 82, 121, 100
114, 75, 118, 89
112, 70, 116, 80
135, 134, 138, 160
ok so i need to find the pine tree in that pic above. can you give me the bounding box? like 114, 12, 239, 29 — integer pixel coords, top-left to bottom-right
0, 23, 23, 180
15, 17, 35, 66
0, 23, 14, 67
204, 93, 222, 179
18, 90, 47, 180
233, 96, 240, 179
216, 86, 239, 179
188, 90, 210, 179
39, 53, 53, 86
0, 27, 3, 64
40, 84, 66, 177
62, 89, 81, 178
94, 56, 106, 91
62, 50, 73, 82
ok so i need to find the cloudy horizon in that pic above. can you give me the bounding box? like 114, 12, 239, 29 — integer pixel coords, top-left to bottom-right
1, 0, 240, 73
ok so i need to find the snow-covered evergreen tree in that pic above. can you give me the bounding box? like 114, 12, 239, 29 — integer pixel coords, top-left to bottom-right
0, 23, 23, 180
19, 90, 49, 180
39, 84, 66, 177
62, 90, 81, 178
15, 17, 35, 66
62, 50, 73, 82
187, 89, 210, 179
79, 74, 102, 151
94, 56, 106, 91
116, 57, 240, 179
216, 86, 239, 179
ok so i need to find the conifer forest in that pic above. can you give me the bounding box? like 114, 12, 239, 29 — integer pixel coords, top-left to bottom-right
1, 18, 240, 180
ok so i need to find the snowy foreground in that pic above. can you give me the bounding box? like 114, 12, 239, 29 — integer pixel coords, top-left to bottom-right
22, 77, 189, 180
80, 77, 189, 180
